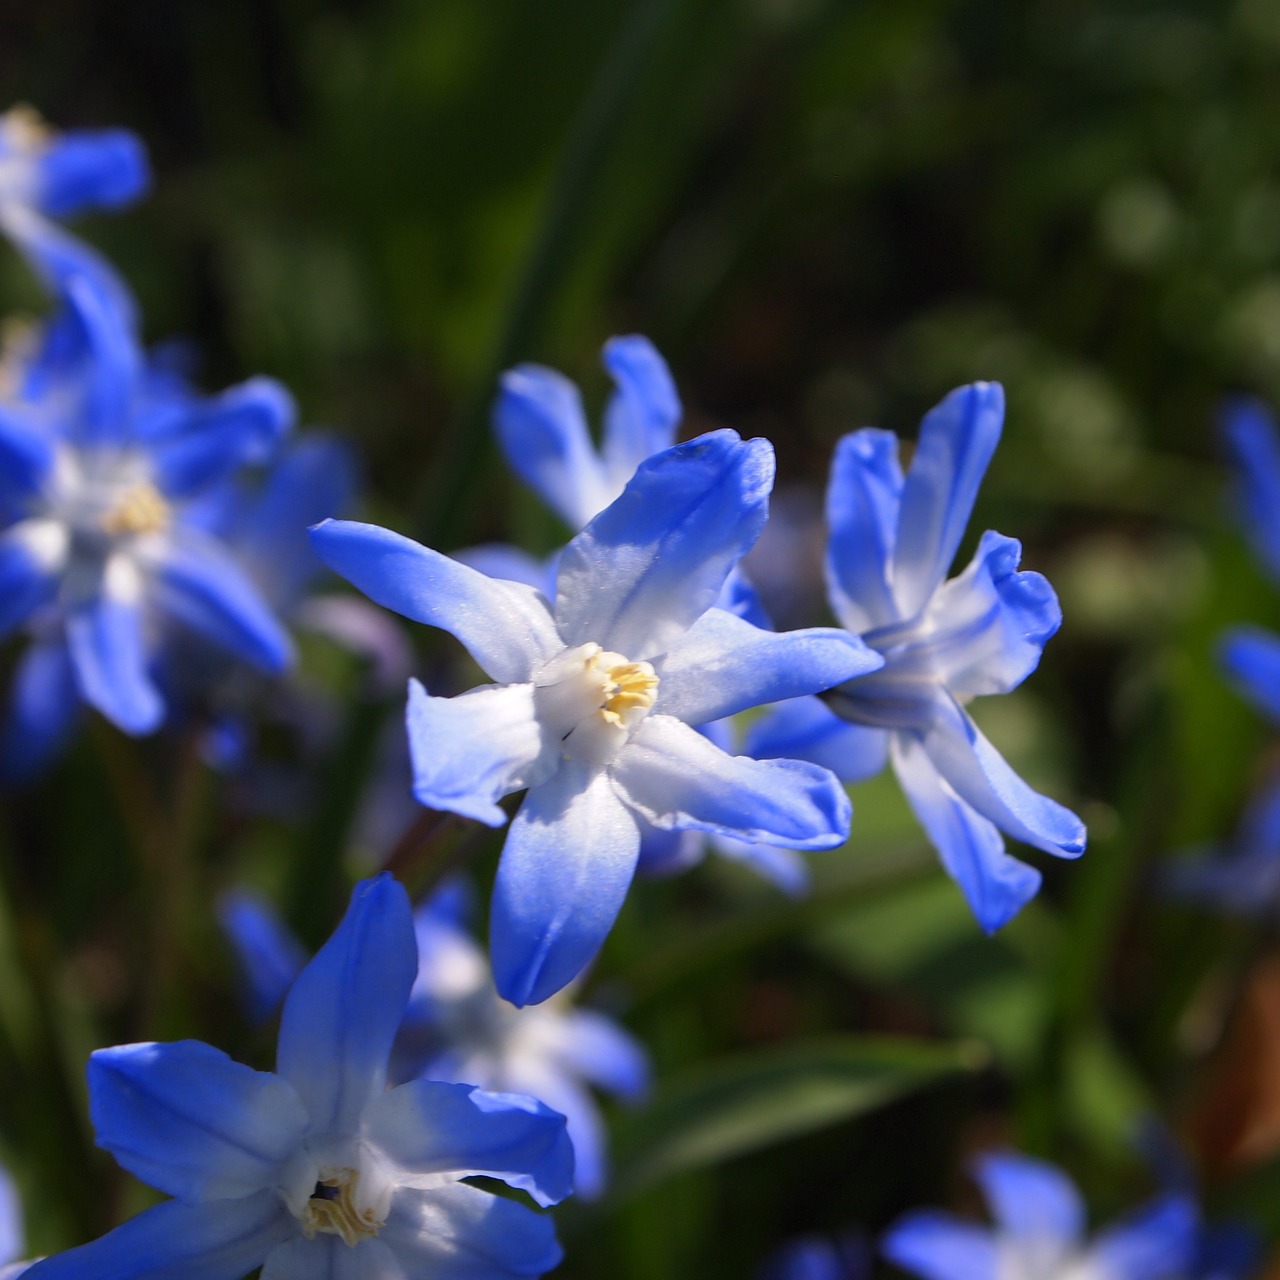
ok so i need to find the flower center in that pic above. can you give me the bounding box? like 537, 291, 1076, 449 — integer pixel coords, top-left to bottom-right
535, 642, 659, 766
99, 482, 170, 538
300, 1169, 385, 1247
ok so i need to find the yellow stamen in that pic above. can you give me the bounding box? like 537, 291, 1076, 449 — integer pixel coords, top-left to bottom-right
600, 660, 659, 727
101, 483, 170, 537
300, 1170, 384, 1247
3, 105, 50, 152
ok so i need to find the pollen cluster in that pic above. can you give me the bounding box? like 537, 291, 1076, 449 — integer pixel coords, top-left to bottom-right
597, 654, 659, 727
300, 1169, 385, 1247
100, 482, 170, 537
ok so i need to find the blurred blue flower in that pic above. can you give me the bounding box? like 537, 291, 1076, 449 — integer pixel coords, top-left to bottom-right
750, 383, 1086, 933
757, 1231, 870, 1280
0, 273, 295, 775
882, 1151, 1197, 1280
312, 429, 882, 1004
26, 874, 574, 1280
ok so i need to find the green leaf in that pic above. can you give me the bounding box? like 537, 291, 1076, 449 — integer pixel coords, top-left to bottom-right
608, 1035, 985, 1201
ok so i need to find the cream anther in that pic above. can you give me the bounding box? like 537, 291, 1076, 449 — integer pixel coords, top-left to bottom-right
100, 482, 170, 537
299, 1169, 385, 1247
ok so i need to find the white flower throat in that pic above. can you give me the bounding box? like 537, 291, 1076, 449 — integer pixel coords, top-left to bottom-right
535, 642, 659, 766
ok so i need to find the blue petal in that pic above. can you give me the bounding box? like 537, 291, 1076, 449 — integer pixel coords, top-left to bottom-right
551, 1009, 650, 1100
151, 534, 294, 674
309, 520, 562, 684
88, 1041, 309, 1201
635, 826, 705, 878
892, 734, 1043, 933
37, 129, 149, 217
972, 1152, 1084, 1246
920, 693, 1086, 860
555, 429, 774, 660
710, 832, 811, 896
54, 273, 140, 442
515, 1072, 607, 1199
0, 406, 54, 495
656, 608, 882, 725
0, 1165, 23, 1265
0, 636, 82, 783
491, 763, 640, 1007
892, 383, 1004, 619
19, 1192, 291, 1280
1220, 396, 1280, 581
380, 1181, 562, 1280
612, 714, 851, 851
1090, 1194, 1199, 1280
1220, 626, 1280, 721
148, 377, 295, 498
275, 873, 417, 1133
405, 679, 554, 826
745, 697, 889, 785
600, 335, 681, 486
453, 543, 557, 597
260, 1235, 397, 1280
365, 1081, 574, 1207
717, 564, 773, 629
880, 1212, 999, 1280
493, 363, 609, 528
216, 891, 308, 1025
824, 428, 903, 633
761, 1234, 871, 1280
1240, 781, 1280, 854
66, 580, 164, 734
0, 523, 61, 639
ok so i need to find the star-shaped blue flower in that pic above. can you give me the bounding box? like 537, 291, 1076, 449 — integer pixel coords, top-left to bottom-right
24, 874, 575, 1280
311, 428, 882, 1004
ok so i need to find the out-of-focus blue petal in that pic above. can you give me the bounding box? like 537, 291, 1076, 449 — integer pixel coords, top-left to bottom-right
554, 430, 773, 660
1220, 626, 1280, 721
613, 714, 851, 851
494, 363, 609, 529
552, 1009, 650, 1101
151, 534, 293, 674
491, 763, 640, 1007
276, 873, 417, 1133
0, 522, 61, 638
920, 531, 1062, 698
657, 608, 882, 725
920, 694, 1086, 860
1220, 397, 1280, 582
825, 428, 903, 633
711, 832, 811, 896
66, 582, 164, 734
260, 1234, 395, 1280
453, 543, 557, 597
365, 1081, 574, 1208
0, 636, 81, 783
0, 1166, 22, 1265
57, 272, 140, 441
892, 734, 1042, 933
405, 678, 554, 826
1240, 782, 1280, 854
600, 335, 681, 485
37, 129, 149, 217
148, 377, 294, 497
881, 1212, 999, 1280
635, 826, 705, 878
892, 383, 1004, 619
516, 1070, 606, 1199
1090, 1194, 1199, 1280
295, 595, 413, 696
88, 1040, 309, 1202
21, 1193, 291, 1280
972, 1151, 1085, 1246
1195, 1222, 1263, 1280
216, 890, 307, 1025
379, 1181, 563, 1280
746, 697, 890, 785
758, 1233, 870, 1280
0, 407, 54, 495
718, 564, 773, 628
309, 520, 561, 684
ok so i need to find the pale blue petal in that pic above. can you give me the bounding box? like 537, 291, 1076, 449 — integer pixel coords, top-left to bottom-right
151, 534, 293, 674
600, 335, 681, 486
554, 430, 773, 660
612, 714, 851, 851
1220, 626, 1280, 721
972, 1152, 1085, 1246
493, 364, 609, 528
309, 520, 561, 684
635, 826, 705, 878
66, 589, 164, 734
1090, 1194, 1198, 1280
760, 1234, 870, 1280
380, 1181, 562, 1280
551, 1009, 650, 1100
892, 383, 1004, 619
276, 873, 417, 1133
511, 1070, 607, 1199
88, 1041, 309, 1201
824, 428, 903, 633
880, 1212, 999, 1280
405, 679, 554, 826
745, 697, 890, 785
0, 636, 82, 783
892, 734, 1043, 933
717, 564, 773, 628
216, 891, 307, 1025
710, 833, 811, 896
920, 694, 1086, 860
491, 764, 640, 1007
0, 1166, 22, 1264
365, 1081, 573, 1207
656, 608, 882, 725
452, 545, 557, 597
260, 1234, 398, 1280
0, 525, 60, 638
1220, 397, 1280, 581
19, 1191, 291, 1280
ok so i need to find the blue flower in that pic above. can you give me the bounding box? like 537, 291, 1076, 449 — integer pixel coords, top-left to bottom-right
750, 383, 1086, 932
882, 1152, 1197, 1280
0, 273, 295, 775
757, 1232, 870, 1280
25, 874, 574, 1280
311, 429, 882, 1004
